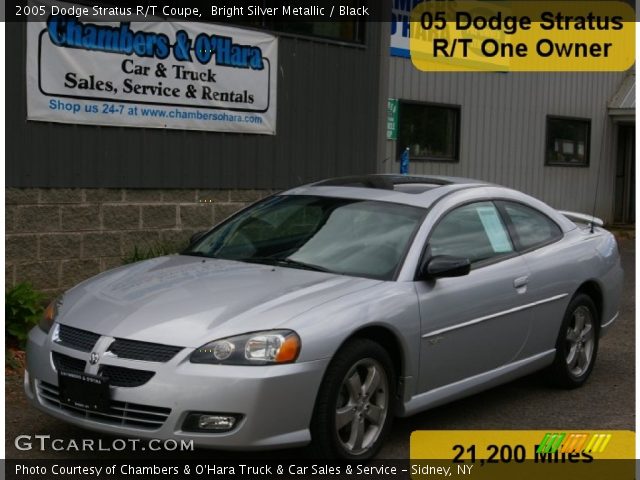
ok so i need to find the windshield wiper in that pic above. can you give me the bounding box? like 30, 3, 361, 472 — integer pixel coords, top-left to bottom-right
181, 251, 215, 258
281, 258, 333, 273
242, 256, 332, 273
240, 257, 278, 266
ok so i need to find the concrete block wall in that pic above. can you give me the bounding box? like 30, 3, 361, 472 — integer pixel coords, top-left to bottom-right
5, 188, 272, 298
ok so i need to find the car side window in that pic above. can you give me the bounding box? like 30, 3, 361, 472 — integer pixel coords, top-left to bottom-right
500, 202, 562, 250
429, 202, 514, 264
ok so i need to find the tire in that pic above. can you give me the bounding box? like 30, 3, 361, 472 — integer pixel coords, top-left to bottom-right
547, 293, 599, 389
310, 338, 396, 460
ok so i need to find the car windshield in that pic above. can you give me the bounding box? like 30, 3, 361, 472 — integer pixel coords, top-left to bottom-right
184, 195, 425, 280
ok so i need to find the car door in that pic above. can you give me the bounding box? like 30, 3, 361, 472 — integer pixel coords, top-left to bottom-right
496, 201, 573, 356
415, 201, 533, 392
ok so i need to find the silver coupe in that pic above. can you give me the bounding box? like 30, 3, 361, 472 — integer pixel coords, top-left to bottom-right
25, 175, 623, 459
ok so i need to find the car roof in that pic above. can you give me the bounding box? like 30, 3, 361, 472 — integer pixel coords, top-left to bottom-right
281, 174, 492, 208
281, 174, 578, 233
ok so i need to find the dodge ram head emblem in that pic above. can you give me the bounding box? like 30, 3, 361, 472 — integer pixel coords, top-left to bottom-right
89, 352, 100, 365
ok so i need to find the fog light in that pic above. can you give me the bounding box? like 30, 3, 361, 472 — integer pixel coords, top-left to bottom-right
199, 415, 235, 430
182, 412, 242, 432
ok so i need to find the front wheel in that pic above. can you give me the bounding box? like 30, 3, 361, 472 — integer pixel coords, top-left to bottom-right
547, 293, 599, 388
310, 339, 396, 460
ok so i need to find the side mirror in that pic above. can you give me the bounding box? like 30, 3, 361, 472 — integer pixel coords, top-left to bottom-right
419, 255, 471, 279
189, 231, 207, 245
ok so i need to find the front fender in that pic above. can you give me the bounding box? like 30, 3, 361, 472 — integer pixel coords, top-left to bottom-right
283, 282, 421, 396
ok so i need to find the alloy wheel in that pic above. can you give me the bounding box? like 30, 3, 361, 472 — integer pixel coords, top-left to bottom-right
334, 358, 389, 456
565, 305, 595, 377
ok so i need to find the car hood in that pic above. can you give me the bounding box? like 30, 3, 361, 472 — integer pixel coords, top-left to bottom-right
59, 255, 381, 347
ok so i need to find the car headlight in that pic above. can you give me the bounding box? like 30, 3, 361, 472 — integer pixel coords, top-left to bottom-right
190, 330, 301, 365
39, 295, 63, 333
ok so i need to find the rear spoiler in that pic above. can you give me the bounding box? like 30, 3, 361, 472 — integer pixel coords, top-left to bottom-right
558, 210, 604, 228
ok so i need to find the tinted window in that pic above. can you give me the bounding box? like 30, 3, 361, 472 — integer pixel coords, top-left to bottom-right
272, 22, 364, 43
186, 195, 425, 280
398, 102, 460, 162
229, 19, 364, 43
501, 202, 562, 250
545, 116, 590, 166
430, 202, 514, 264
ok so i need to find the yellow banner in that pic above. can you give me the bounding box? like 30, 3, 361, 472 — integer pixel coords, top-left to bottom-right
410, 430, 635, 479
409, 1, 635, 71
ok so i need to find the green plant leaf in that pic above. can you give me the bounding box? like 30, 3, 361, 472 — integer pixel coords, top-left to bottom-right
5, 282, 46, 349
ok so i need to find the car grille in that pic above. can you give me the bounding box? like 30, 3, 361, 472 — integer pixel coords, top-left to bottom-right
52, 352, 86, 374
56, 324, 100, 352
36, 380, 171, 430
107, 339, 183, 362
56, 324, 183, 363
99, 365, 155, 388
52, 352, 155, 388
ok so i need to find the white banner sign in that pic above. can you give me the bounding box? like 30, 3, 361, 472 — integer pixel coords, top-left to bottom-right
27, 7, 278, 134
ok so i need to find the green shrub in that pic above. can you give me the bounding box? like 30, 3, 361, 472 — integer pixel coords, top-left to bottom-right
6, 283, 45, 348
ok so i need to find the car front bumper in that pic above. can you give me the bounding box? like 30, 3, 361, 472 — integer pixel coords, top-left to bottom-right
24, 326, 329, 450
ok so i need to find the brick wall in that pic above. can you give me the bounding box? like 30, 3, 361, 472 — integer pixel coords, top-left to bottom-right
5, 188, 272, 298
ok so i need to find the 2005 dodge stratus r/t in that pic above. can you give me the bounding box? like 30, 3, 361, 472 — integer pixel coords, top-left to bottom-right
25, 175, 622, 459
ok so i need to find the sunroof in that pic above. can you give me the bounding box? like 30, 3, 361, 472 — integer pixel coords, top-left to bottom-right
314, 175, 453, 193
393, 183, 443, 194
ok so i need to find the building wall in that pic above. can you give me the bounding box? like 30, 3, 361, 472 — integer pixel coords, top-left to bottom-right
6, 18, 629, 298
384, 60, 626, 221
5, 188, 272, 297
7, 22, 385, 189
6, 21, 387, 295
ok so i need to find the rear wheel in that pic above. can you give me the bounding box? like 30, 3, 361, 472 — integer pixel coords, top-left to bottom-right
548, 293, 599, 388
310, 339, 395, 460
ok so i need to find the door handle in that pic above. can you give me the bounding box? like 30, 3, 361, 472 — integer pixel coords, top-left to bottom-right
513, 276, 529, 289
